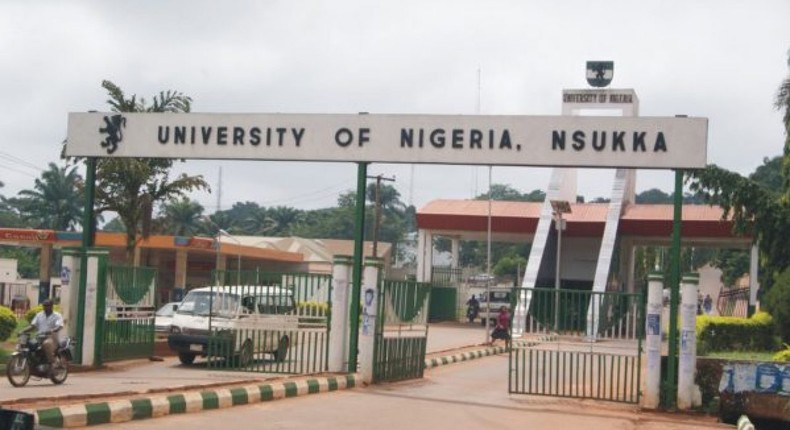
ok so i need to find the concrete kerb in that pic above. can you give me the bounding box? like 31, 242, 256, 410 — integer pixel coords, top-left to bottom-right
25, 336, 553, 428
27, 374, 360, 428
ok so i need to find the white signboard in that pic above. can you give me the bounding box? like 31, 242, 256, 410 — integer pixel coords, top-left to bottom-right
66, 112, 708, 169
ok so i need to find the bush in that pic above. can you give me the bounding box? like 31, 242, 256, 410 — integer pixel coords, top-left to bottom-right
764, 266, 790, 343
296, 301, 330, 317
24, 304, 62, 323
696, 311, 777, 355
773, 344, 790, 362
0, 306, 17, 342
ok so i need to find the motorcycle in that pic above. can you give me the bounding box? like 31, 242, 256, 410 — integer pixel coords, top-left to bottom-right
466, 304, 479, 323
6, 332, 75, 387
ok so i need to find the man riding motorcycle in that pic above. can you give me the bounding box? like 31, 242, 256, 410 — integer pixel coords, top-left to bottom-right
19, 299, 63, 375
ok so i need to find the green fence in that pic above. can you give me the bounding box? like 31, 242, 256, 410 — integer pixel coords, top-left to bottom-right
510, 287, 643, 404
100, 265, 157, 363
203, 272, 332, 374
428, 287, 457, 321
373, 279, 431, 383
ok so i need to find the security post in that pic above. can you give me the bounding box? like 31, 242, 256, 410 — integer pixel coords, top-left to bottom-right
358, 257, 382, 383
329, 255, 353, 372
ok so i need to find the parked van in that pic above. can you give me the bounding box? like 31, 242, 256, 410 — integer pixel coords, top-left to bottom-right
167, 285, 296, 365
478, 288, 512, 326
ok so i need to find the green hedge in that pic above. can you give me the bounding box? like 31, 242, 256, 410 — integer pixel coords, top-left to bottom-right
24, 304, 62, 323
0, 306, 17, 342
696, 311, 777, 355
773, 344, 790, 362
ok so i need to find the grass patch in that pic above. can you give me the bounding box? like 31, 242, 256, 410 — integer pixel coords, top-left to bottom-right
0, 346, 10, 372
702, 350, 777, 361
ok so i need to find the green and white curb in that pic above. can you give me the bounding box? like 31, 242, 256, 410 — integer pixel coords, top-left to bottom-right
28, 374, 359, 428
424, 335, 556, 369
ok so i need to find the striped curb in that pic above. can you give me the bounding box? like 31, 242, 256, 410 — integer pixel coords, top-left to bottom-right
27, 374, 359, 428
424, 335, 556, 369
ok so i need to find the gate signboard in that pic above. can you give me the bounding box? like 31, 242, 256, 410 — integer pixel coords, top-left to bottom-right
67, 113, 707, 169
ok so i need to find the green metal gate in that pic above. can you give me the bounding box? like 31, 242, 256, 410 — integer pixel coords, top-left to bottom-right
99, 265, 157, 363
509, 287, 644, 404
373, 279, 431, 383
205, 270, 332, 374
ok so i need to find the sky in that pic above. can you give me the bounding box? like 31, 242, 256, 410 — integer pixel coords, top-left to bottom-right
1, 0, 788, 213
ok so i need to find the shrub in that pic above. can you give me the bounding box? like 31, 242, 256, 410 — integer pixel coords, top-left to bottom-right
0, 306, 17, 342
296, 301, 330, 317
764, 266, 790, 343
24, 304, 62, 323
773, 343, 790, 362
696, 311, 777, 355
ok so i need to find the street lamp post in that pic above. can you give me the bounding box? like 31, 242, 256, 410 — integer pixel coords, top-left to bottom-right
550, 200, 571, 332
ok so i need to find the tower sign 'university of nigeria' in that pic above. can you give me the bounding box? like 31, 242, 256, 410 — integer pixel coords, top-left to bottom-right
66, 67, 708, 170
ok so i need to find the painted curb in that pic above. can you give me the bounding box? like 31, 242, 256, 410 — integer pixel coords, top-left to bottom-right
424, 335, 556, 369
27, 374, 359, 428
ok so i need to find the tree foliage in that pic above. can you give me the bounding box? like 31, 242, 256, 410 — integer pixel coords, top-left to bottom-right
5, 162, 84, 230
69, 81, 210, 263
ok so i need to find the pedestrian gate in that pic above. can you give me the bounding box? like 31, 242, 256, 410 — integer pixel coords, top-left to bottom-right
99, 265, 157, 363
509, 287, 644, 403
373, 280, 431, 383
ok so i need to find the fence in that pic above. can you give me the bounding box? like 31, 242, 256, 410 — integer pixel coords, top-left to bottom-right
99, 265, 157, 362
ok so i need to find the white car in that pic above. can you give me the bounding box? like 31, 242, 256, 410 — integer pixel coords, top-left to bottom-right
155, 302, 180, 333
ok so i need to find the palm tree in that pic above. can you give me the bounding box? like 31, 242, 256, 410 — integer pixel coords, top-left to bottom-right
244, 209, 279, 236
160, 198, 205, 236
7, 162, 84, 230
80, 80, 210, 264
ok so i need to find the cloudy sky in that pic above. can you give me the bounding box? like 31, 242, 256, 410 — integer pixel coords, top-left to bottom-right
1, 1, 788, 213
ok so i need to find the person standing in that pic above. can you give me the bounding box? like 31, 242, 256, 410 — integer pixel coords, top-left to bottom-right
489, 305, 511, 347
20, 299, 64, 371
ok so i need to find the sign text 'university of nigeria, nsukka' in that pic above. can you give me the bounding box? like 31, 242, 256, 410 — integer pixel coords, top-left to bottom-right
66, 113, 708, 169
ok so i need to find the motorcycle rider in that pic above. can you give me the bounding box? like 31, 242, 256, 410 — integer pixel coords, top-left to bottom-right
466, 294, 480, 322
20, 299, 63, 373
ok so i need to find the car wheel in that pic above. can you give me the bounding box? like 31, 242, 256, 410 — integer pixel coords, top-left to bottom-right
178, 352, 196, 365
237, 340, 253, 367
273, 336, 290, 362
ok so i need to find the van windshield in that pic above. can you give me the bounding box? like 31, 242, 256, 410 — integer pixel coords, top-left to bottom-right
177, 291, 240, 317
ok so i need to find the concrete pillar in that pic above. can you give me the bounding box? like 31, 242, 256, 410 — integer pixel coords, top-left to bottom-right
38, 244, 52, 304
451, 237, 460, 268
359, 257, 382, 383
81, 248, 109, 367
173, 249, 187, 301
678, 273, 700, 409
416, 230, 433, 282
749, 243, 759, 315
60, 248, 81, 341
644, 273, 664, 409
329, 255, 353, 372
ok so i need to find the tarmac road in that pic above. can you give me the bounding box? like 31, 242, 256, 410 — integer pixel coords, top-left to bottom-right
0, 322, 486, 406
87, 352, 730, 430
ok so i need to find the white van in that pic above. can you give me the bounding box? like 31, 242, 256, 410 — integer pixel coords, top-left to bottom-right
478, 288, 512, 326
167, 285, 297, 365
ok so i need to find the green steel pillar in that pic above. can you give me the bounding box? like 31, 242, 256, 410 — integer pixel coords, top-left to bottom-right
664, 169, 683, 408
348, 162, 368, 373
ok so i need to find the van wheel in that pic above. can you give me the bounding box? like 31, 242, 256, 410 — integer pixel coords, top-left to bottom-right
274, 336, 289, 362
237, 340, 253, 367
178, 353, 196, 365
481, 319, 487, 327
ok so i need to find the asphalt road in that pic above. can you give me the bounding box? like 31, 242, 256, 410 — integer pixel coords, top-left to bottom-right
0, 322, 486, 404
89, 351, 729, 430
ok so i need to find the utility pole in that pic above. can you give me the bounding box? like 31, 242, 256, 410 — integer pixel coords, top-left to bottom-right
366, 174, 395, 258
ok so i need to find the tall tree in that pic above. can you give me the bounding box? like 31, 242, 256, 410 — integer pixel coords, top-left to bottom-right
687, 51, 790, 340
6, 162, 84, 230
159, 198, 205, 236
75, 81, 210, 263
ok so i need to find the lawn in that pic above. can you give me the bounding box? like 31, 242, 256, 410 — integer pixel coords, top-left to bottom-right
702, 350, 778, 362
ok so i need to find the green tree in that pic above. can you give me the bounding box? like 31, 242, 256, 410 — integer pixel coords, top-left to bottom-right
687, 51, 790, 340
6, 162, 83, 230
159, 198, 205, 236
74, 81, 210, 263
635, 188, 672, 204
